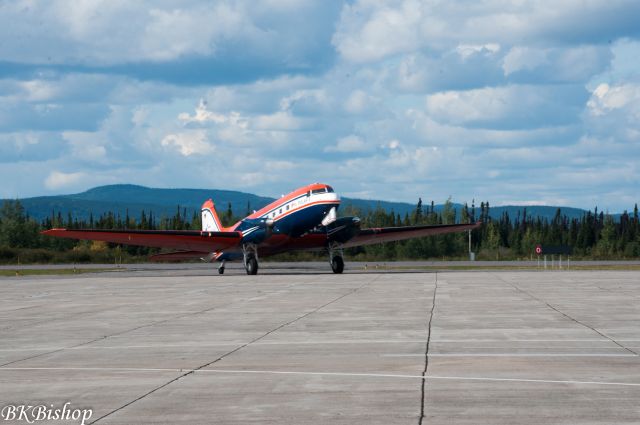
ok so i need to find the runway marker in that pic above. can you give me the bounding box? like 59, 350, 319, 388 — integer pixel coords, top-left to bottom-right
3, 366, 640, 388
384, 353, 638, 357
431, 339, 634, 342
0, 340, 430, 352
2, 339, 637, 352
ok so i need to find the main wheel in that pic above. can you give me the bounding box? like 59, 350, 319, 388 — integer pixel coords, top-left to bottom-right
331, 256, 344, 274
245, 255, 259, 275
218, 266, 225, 275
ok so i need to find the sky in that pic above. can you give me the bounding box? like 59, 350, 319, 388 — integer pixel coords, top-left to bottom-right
1, 0, 639, 211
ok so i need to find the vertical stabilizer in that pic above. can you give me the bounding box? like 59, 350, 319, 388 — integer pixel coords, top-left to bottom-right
201, 199, 224, 232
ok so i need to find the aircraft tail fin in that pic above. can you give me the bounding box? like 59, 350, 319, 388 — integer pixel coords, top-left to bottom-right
201, 199, 225, 232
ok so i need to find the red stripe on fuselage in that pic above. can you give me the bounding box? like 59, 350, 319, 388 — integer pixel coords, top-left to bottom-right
271, 199, 340, 223
250, 183, 329, 218
229, 183, 334, 230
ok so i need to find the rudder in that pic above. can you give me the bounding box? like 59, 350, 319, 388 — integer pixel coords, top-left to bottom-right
201, 199, 224, 232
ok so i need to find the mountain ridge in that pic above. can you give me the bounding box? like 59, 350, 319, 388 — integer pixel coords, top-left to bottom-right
3, 184, 618, 223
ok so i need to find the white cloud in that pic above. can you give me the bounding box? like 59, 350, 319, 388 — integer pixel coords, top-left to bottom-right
502, 47, 549, 75
280, 89, 328, 114
396, 55, 428, 91
502, 45, 611, 82
252, 112, 308, 131
45, 171, 86, 190
456, 43, 500, 60
179, 100, 229, 124
426, 88, 510, 125
1, 0, 639, 211
161, 130, 213, 156
587, 83, 640, 116
0, 0, 340, 69
333, 0, 640, 63
325, 135, 369, 153
585, 83, 640, 146
333, 0, 423, 63
65, 135, 107, 161
425, 84, 586, 128
18, 80, 60, 102
0, 132, 66, 163
344, 90, 376, 114
140, 8, 224, 61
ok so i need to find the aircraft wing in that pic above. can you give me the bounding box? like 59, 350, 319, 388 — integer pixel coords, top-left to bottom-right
148, 251, 209, 261
41, 229, 242, 252
340, 222, 481, 248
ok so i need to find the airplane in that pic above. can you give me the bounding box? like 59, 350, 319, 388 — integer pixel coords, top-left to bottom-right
42, 183, 480, 275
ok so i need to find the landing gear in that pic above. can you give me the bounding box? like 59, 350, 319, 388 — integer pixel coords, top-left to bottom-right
243, 244, 259, 275
331, 255, 344, 274
329, 244, 344, 274
218, 260, 226, 275
245, 255, 258, 275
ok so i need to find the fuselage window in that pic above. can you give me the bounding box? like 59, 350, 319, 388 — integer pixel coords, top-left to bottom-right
286, 205, 289, 210
312, 188, 326, 195
279, 208, 282, 214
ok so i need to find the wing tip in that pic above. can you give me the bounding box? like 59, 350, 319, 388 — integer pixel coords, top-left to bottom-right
41, 228, 67, 235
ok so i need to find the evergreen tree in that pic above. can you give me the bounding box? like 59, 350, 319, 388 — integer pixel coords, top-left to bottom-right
598, 215, 617, 257
413, 198, 423, 223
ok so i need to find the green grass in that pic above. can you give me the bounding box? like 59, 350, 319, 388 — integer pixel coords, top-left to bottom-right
0, 268, 120, 277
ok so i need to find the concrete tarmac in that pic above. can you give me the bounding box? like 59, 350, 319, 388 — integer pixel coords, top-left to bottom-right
1, 266, 639, 424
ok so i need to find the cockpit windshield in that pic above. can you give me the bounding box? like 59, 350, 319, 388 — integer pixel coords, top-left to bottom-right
326, 186, 334, 193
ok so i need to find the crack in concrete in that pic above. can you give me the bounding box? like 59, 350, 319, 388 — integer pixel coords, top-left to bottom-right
89, 278, 376, 424
493, 273, 639, 357
0, 279, 311, 369
419, 272, 437, 425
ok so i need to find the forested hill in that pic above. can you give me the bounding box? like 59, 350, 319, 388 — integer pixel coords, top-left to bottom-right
15, 185, 274, 223
5, 184, 604, 223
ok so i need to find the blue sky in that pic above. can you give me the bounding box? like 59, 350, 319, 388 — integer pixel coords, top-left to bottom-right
1, 0, 639, 211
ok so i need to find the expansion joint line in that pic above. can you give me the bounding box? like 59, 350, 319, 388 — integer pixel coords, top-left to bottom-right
89, 278, 377, 424
0, 279, 312, 369
419, 272, 438, 425
0, 297, 230, 369
492, 273, 639, 357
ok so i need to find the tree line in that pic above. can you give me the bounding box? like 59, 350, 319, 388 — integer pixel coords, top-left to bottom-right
1, 198, 639, 264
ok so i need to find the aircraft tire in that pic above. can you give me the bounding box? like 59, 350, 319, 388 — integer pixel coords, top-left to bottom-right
218, 267, 225, 275
331, 256, 344, 274
246, 256, 259, 275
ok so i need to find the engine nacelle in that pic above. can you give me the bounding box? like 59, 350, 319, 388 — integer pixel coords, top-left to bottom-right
324, 216, 361, 244
240, 217, 275, 244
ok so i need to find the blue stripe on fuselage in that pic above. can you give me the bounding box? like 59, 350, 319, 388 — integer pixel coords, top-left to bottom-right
272, 202, 337, 236
236, 201, 338, 237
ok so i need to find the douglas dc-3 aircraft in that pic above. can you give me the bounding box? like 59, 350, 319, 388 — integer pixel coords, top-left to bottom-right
43, 183, 480, 275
